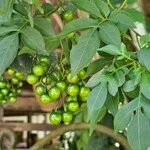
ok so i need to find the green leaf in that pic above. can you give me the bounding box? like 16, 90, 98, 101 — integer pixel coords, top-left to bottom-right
86, 71, 108, 88
140, 72, 150, 99
141, 96, 150, 121
21, 26, 48, 55
127, 111, 150, 150
126, 8, 145, 24
89, 107, 106, 135
138, 48, 150, 70
97, 44, 121, 55
87, 83, 107, 121
71, 29, 99, 76
114, 98, 139, 132
138, 48, 150, 71
105, 94, 119, 116
108, 76, 118, 96
34, 17, 55, 37
140, 34, 150, 47
99, 22, 121, 47
87, 57, 112, 76
95, 0, 110, 17
109, 10, 135, 29
0, 26, 18, 36
123, 80, 136, 93
0, 34, 19, 76
72, 0, 102, 18
32, 0, 44, 14
44, 37, 59, 52
58, 18, 98, 38
115, 70, 125, 87
23, 0, 32, 4
0, 0, 13, 25
25, 5, 34, 27
18, 46, 36, 55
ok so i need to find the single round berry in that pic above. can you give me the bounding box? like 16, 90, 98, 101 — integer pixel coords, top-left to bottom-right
66, 85, 79, 97
40, 94, 52, 104
0, 81, 6, 89
56, 81, 67, 92
34, 85, 45, 96
78, 69, 86, 79
67, 101, 79, 112
48, 87, 61, 99
65, 96, 77, 102
66, 73, 79, 84
27, 74, 39, 85
62, 111, 73, 123
79, 87, 90, 98
63, 11, 73, 21
32, 64, 45, 77
49, 112, 62, 125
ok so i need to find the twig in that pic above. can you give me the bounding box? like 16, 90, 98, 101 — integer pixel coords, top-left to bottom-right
29, 123, 131, 150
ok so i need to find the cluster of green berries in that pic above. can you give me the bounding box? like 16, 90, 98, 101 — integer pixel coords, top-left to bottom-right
26, 56, 90, 125
48, 70, 90, 125
0, 68, 24, 105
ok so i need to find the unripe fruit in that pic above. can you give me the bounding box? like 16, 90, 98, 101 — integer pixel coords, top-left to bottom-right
62, 111, 73, 123
27, 74, 39, 85
79, 87, 90, 98
56, 81, 67, 92
11, 77, 19, 85
34, 85, 45, 96
9, 97, 17, 103
66, 73, 79, 84
66, 85, 79, 96
1, 89, 9, 96
67, 32, 75, 39
0, 82, 6, 89
63, 11, 73, 21
67, 101, 79, 112
40, 94, 52, 104
15, 72, 24, 80
39, 56, 49, 64
8, 68, 15, 76
48, 87, 61, 99
65, 96, 77, 102
49, 112, 62, 125
33, 64, 45, 76
78, 69, 86, 79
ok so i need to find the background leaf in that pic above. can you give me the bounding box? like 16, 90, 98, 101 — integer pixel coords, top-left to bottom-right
138, 48, 150, 71
72, 0, 102, 18
140, 72, 150, 99
21, 26, 48, 55
87, 57, 112, 76
114, 98, 139, 132
97, 44, 121, 55
99, 22, 121, 47
127, 111, 150, 150
71, 29, 99, 76
34, 17, 55, 37
0, 26, 18, 36
108, 76, 118, 96
95, 0, 110, 17
0, 34, 19, 76
58, 18, 98, 38
87, 83, 107, 122
0, 0, 13, 25
109, 10, 135, 29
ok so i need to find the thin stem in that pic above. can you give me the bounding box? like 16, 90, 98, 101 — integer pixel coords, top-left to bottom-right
119, 0, 127, 10
107, 0, 115, 9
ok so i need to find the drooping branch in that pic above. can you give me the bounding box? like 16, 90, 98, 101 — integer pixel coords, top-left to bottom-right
30, 123, 131, 150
